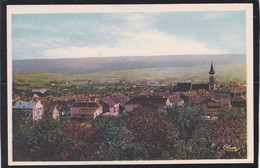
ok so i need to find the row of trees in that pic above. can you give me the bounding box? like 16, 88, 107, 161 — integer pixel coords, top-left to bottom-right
13, 105, 247, 161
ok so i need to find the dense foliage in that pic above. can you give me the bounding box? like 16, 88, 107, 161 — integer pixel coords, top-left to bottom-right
209, 108, 247, 158
62, 121, 101, 160
13, 110, 72, 161
13, 105, 247, 161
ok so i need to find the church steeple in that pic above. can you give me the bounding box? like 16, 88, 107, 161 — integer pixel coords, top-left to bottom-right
209, 62, 217, 91
209, 62, 215, 74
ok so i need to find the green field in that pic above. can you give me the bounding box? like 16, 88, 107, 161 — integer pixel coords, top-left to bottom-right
13, 63, 246, 87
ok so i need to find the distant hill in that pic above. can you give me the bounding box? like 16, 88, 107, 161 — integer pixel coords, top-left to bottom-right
14, 63, 246, 87
13, 54, 245, 74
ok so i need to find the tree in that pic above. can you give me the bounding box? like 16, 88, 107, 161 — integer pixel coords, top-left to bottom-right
62, 121, 101, 161
167, 104, 205, 145
29, 115, 72, 161
13, 110, 34, 161
127, 106, 178, 159
92, 115, 149, 160
92, 126, 149, 160
166, 104, 225, 159
209, 108, 247, 158
176, 120, 223, 159
127, 106, 176, 146
92, 115, 127, 133
13, 112, 72, 161
93, 115, 148, 160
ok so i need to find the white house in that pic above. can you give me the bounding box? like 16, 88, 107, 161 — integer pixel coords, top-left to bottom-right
13, 100, 44, 121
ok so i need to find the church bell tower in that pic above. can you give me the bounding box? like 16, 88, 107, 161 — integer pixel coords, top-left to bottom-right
209, 62, 217, 91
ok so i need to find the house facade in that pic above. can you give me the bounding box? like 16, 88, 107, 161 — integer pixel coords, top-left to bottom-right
71, 101, 103, 120
201, 98, 231, 118
13, 100, 44, 121
49, 104, 60, 120
99, 93, 127, 115
72, 107, 103, 120
213, 90, 230, 102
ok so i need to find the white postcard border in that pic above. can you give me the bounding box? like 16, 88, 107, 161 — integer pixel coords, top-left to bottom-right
7, 4, 254, 166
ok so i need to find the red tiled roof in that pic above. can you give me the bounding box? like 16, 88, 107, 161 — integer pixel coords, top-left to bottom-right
169, 96, 183, 104
191, 84, 209, 91
175, 83, 192, 92
73, 101, 99, 107
110, 93, 127, 104
129, 82, 136, 86
231, 95, 246, 102
74, 107, 98, 115
101, 97, 116, 107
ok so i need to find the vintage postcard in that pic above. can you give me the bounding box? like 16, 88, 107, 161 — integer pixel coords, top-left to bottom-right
6, 4, 255, 166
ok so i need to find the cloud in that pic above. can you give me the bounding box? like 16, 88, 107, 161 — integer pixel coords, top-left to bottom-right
13, 12, 237, 60
43, 13, 229, 58
124, 14, 148, 30
44, 30, 228, 59
14, 35, 65, 50
221, 33, 244, 48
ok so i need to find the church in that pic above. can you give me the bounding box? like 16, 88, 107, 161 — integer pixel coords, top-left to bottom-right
174, 62, 219, 92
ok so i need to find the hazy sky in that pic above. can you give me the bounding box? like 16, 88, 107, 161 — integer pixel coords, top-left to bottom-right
12, 11, 246, 60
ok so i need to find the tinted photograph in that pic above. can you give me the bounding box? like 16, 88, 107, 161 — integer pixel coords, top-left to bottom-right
7, 4, 254, 165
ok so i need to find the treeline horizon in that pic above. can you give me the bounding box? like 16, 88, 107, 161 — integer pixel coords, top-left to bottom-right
12, 54, 245, 74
